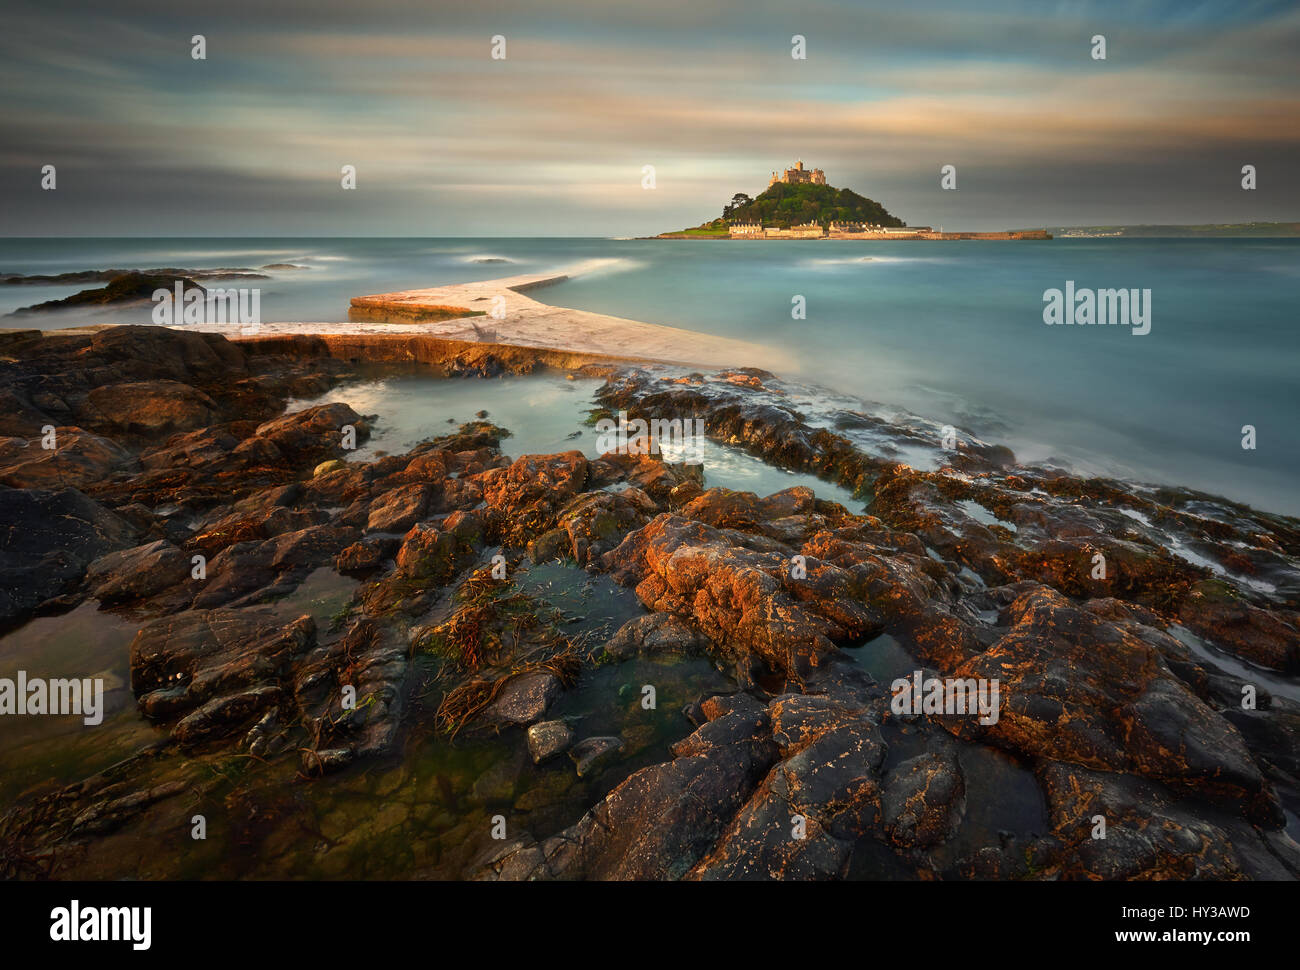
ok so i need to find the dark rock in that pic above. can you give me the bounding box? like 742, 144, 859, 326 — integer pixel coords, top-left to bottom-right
0, 486, 138, 628
571, 736, 625, 777
527, 720, 575, 763
85, 538, 188, 604
486, 671, 561, 726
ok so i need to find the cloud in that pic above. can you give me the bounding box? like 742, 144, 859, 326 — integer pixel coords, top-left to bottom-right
1, 0, 1297, 234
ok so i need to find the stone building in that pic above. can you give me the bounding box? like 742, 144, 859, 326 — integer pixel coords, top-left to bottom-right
768, 160, 826, 188
764, 222, 825, 238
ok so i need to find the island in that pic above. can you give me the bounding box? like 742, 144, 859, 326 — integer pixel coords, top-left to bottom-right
657, 161, 1051, 240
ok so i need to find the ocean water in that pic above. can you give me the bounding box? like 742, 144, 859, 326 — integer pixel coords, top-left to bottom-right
1, 237, 1296, 515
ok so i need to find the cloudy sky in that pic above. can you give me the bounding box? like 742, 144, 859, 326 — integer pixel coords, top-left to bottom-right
2, 0, 1298, 235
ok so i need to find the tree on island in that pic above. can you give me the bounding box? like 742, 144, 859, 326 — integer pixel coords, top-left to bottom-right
722, 193, 753, 218
713, 181, 906, 230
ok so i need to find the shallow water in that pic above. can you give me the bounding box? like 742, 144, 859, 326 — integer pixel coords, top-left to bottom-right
287, 373, 863, 506
0, 602, 157, 806
4, 236, 1295, 515
1169, 624, 1300, 705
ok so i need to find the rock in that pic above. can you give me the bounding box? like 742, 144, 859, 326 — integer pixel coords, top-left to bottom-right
942, 585, 1281, 825
1037, 761, 1253, 879
1179, 580, 1300, 672
10, 272, 205, 314
367, 483, 430, 533
85, 538, 188, 604
554, 490, 648, 566
472, 751, 525, 803
882, 751, 966, 849
527, 528, 570, 564
0, 486, 138, 628
173, 685, 282, 746
600, 513, 874, 681
478, 451, 588, 546
485, 716, 778, 879
84, 380, 222, 437
0, 428, 134, 489
486, 671, 561, 726
130, 609, 316, 738
570, 736, 625, 777
602, 612, 701, 661
335, 538, 393, 576
254, 402, 368, 468
527, 720, 575, 763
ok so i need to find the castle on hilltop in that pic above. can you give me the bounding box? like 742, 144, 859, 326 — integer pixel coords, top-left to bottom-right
769, 160, 826, 188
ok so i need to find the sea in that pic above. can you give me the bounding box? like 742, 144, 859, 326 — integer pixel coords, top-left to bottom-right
1, 236, 1296, 516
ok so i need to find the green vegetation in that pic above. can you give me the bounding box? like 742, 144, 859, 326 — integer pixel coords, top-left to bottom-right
676, 221, 731, 236
670, 182, 905, 234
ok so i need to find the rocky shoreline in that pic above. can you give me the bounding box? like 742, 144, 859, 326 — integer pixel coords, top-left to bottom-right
0, 325, 1296, 880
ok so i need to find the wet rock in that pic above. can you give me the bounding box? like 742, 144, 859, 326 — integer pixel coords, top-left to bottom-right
190, 524, 360, 609
473, 748, 526, 803
483, 723, 776, 880
0, 427, 134, 489
571, 736, 625, 777
942, 585, 1281, 825
602, 612, 701, 661
486, 671, 561, 726
527, 528, 570, 563
1179, 580, 1299, 672
130, 609, 317, 740
83, 380, 221, 437
600, 513, 870, 682
0, 486, 138, 628
1037, 761, 1259, 880
768, 693, 866, 756
478, 451, 588, 546
882, 751, 966, 849
367, 483, 431, 533
254, 402, 368, 468
173, 685, 282, 746
285, 617, 410, 773
243, 709, 288, 758
313, 459, 346, 477
554, 490, 648, 566
700, 693, 766, 722
67, 780, 189, 837
85, 538, 188, 604
335, 537, 394, 576
191, 505, 330, 557
394, 511, 483, 581
527, 720, 575, 763
689, 718, 884, 879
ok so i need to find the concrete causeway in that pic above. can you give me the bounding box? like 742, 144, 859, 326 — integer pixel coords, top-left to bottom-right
344, 262, 781, 368
169, 261, 783, 370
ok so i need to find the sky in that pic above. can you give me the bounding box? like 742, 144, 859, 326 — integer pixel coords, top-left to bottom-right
1, 0, 1298, 236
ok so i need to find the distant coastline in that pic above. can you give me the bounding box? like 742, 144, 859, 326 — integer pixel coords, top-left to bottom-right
1020, 221, 1300, 238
